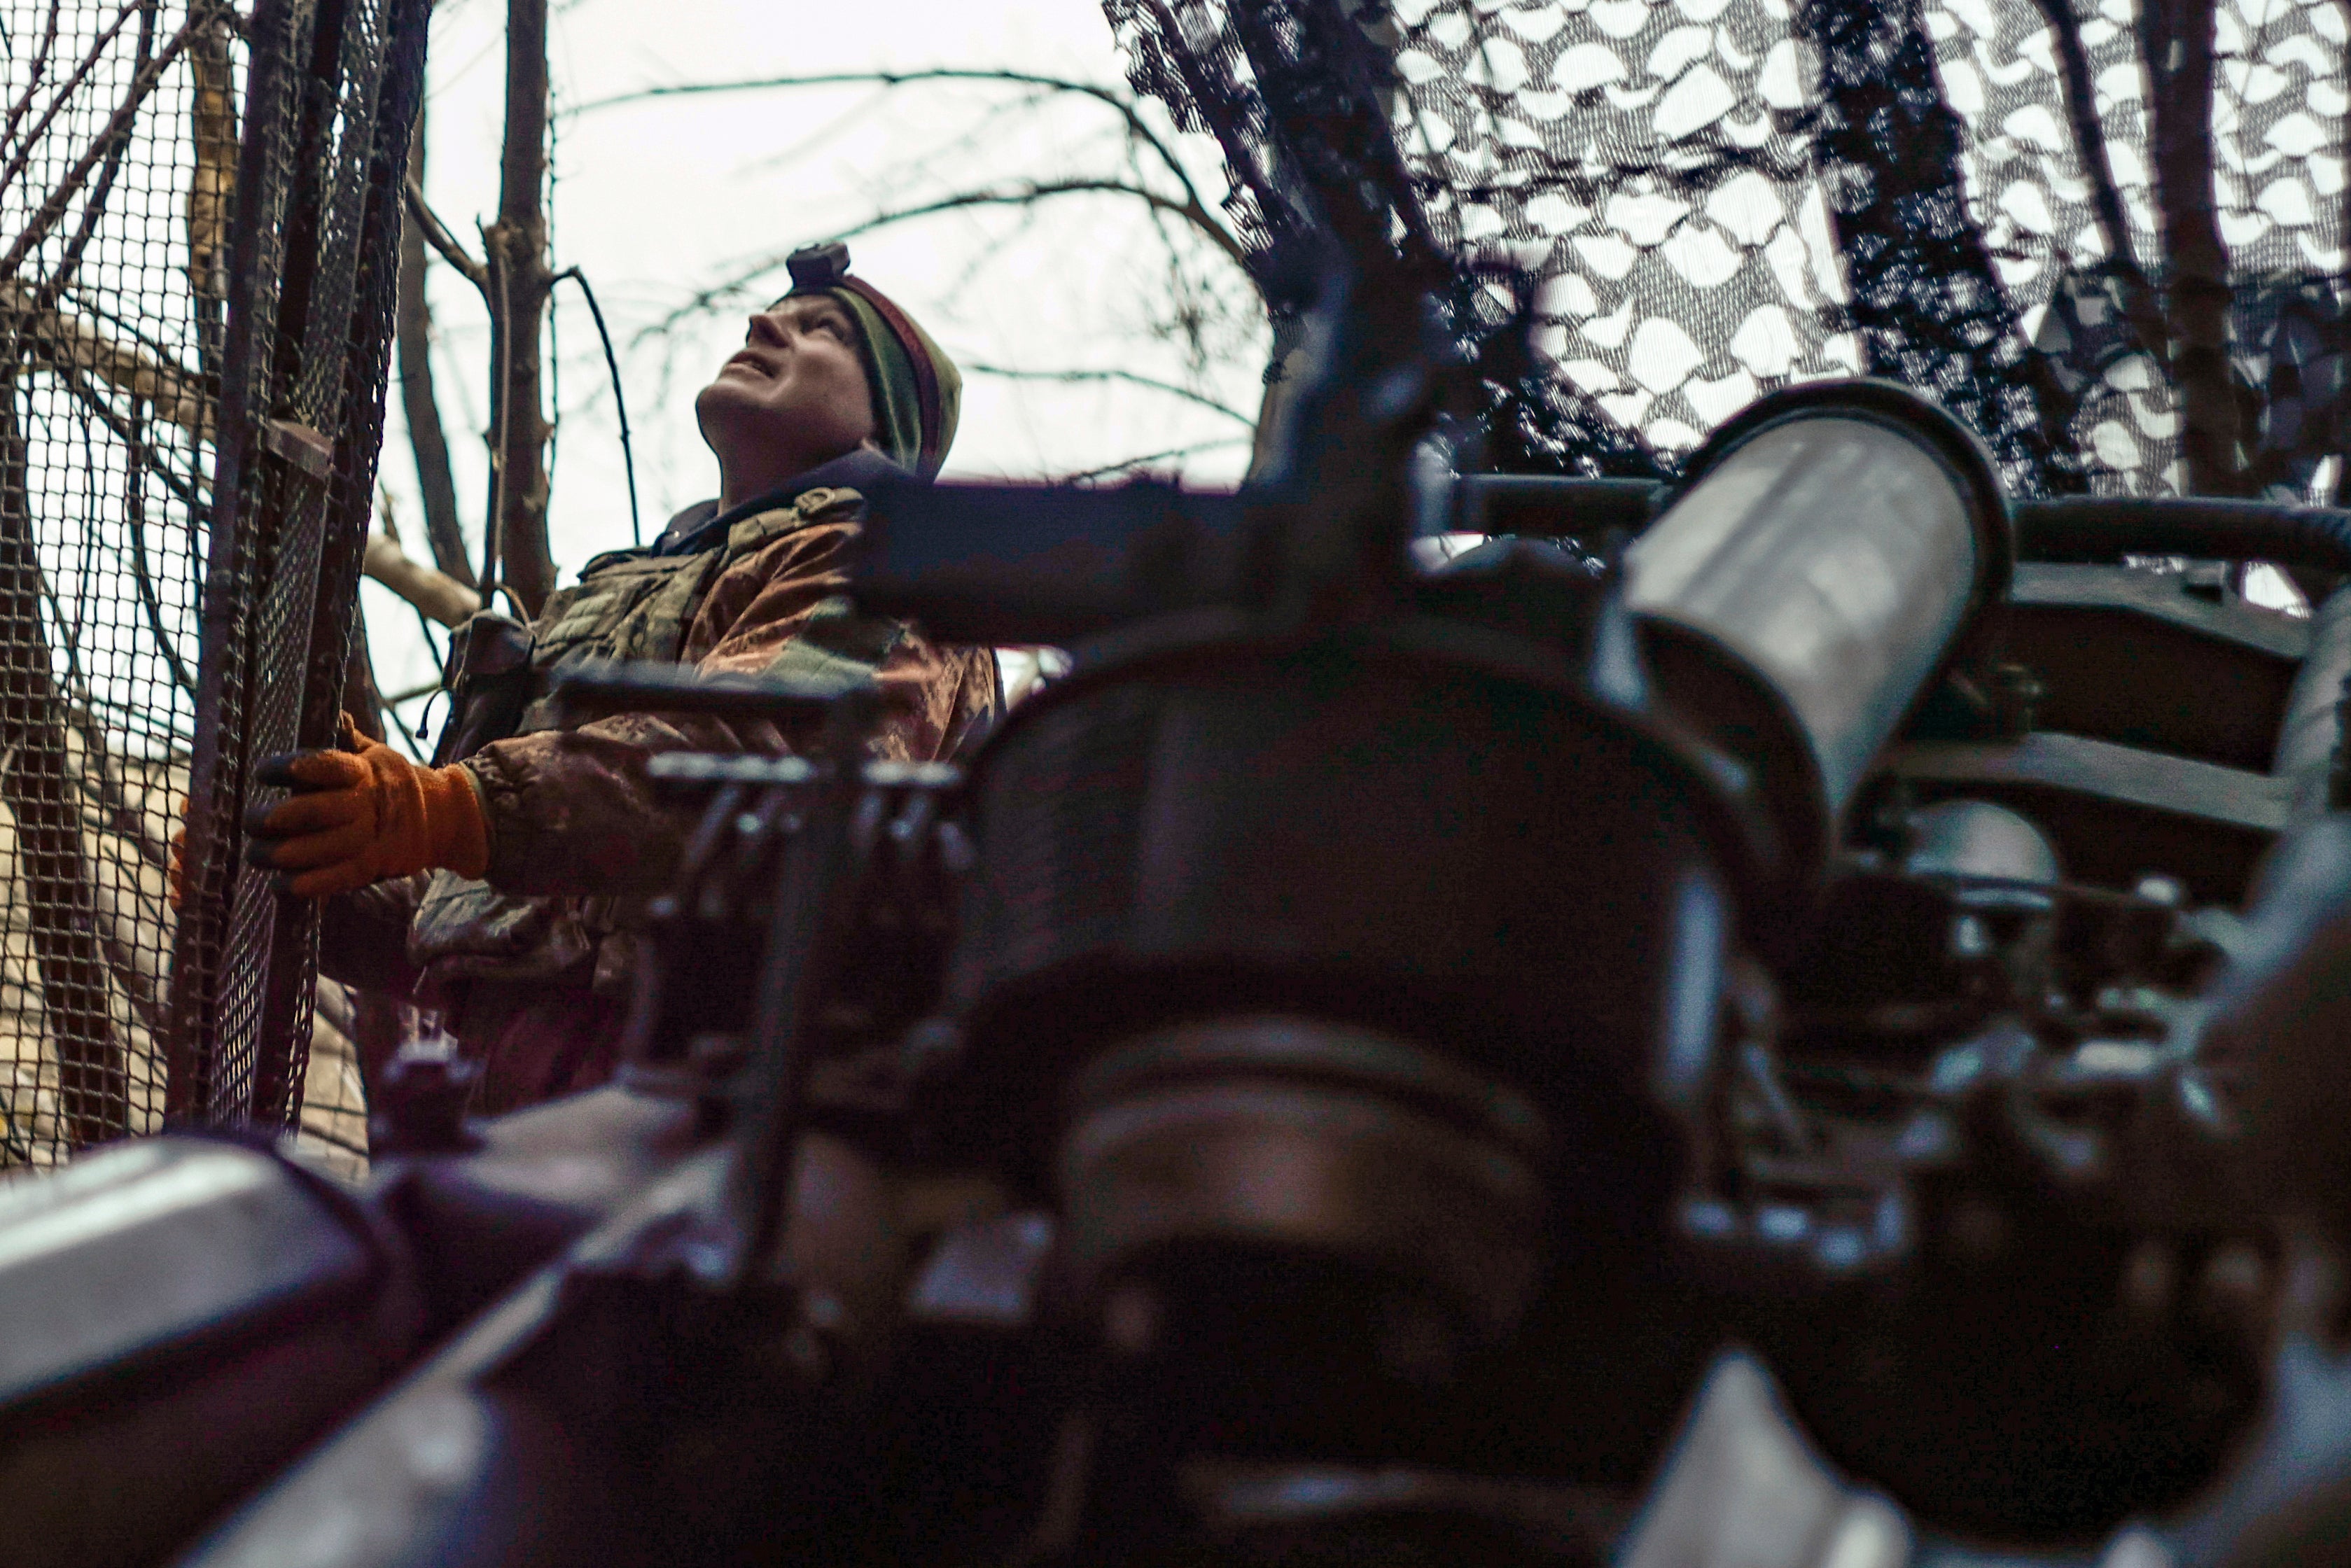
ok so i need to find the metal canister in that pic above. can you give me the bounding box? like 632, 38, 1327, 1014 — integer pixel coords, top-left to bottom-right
1626, 380, 2012, 884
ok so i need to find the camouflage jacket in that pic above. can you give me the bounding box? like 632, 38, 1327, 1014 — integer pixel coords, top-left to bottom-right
394, 458, 998, 990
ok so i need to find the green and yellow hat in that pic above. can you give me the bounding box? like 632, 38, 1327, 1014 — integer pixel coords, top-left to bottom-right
785, 241, 961, 479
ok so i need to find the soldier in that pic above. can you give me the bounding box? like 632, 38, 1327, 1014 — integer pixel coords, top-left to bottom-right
227, 244, 998, 1113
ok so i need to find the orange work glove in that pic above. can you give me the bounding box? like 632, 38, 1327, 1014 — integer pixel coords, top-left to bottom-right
244, 713, 490, 898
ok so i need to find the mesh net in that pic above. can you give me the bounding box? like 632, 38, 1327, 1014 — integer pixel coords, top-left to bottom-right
1105, 0, 2351, 501
167, 0, 426, 1152
0, 0, 423, 1169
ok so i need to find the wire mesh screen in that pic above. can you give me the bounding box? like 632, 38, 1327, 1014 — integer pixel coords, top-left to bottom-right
166, 0, 426, 1140
0, 3, 239, 1164
1108, 0, 2351, 503
0, 0, 422, 1168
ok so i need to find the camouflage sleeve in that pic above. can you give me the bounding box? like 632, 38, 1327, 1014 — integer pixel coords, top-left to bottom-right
463, 517, 998, 899
316, 874, 429, 996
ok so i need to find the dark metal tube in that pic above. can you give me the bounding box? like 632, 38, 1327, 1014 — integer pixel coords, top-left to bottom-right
2016, 496, 2351, 575
1450, 473, 1664, 538
1625, 381, 2011, 880
0, 1138, 417, 1568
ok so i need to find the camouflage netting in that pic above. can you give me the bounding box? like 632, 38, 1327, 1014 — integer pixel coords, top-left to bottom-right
1108, 0, 2351, 502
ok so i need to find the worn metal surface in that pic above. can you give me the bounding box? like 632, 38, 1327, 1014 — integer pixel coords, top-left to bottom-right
1885, 732, 2287, 902
1627, 386, 2007, 871
0, 1138, 415, 1568
2003, 564, 2306, 774
2269, 585, 2351, 819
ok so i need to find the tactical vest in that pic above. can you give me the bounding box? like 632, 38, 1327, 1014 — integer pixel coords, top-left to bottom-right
408, 486, 904, 983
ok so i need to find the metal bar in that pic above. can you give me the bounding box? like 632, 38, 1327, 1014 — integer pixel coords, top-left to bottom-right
1883, 733, 2289, 834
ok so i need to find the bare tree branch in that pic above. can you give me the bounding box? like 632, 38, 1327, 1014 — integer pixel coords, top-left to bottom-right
1, 2, 68, 169
568, 67, 1243, 264
963, 360, 1253, 426
0, 280, 212, 439
49, 358, 207, 512
1059, 435, 1249, 482
0, 0, 141, 207
398, 113, 475, 587
649, 178, 1250, 342
836, 175, 1246, 268
483, 0, 557, 615
186, 7, 235, 379
403, 176, 490, 293
2025, 0, 2168, 362
2140, 0, 2241, 494
120, 408, 196, 700
364, 530, 482, 628
0, 4, 218, 289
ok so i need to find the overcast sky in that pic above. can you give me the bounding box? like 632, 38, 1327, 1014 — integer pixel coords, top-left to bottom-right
363, 0, 1265, 715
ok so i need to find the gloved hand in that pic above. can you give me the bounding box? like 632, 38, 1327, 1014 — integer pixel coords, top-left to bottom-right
244, 713, 490, 898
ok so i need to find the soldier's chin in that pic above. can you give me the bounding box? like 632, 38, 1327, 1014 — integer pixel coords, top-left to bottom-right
694, 379, 774, 448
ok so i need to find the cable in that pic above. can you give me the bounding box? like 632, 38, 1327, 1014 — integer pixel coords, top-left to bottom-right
554, 265, 643, 548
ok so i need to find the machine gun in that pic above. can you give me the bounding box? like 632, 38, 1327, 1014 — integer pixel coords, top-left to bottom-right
8, 302, 2351, 1567
24, 8, 2351, 1563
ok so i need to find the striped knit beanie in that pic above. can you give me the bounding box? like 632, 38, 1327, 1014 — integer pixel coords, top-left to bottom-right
785, 241, 961, 479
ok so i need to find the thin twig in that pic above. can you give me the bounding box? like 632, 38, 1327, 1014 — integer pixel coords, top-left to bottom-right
0, 4, 218, 286
398, 111, 476, 587
403, 176, 491, 291
646, 179, 1251, 343
554, 266, 642, 546
49, 360, 207, 512
1059, 435, 1248, 482
0, 0, 141, 209
24, 0, 155, 317
567, 67, 1241, 261
120, 409, 198, 699
0, 0, 67, 167
963, 361, 1253, 426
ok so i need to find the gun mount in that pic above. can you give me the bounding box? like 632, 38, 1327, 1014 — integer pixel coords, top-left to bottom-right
24, 18, 2351, 1564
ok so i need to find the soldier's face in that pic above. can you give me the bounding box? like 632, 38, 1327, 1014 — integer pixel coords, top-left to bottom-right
695, 293, 877, 470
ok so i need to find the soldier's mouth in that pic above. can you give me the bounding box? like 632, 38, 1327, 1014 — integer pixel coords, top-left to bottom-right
721, 354, 774, 380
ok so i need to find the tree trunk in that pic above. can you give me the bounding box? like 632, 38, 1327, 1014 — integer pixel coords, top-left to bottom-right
483, 0, 554, 614
187, 10, 237, 384
2028, 0, 2167, 362
0, 374, 125, 1147
397, 105, 474, 589
343, 600, 385, 741
2140, 0, 2241, 495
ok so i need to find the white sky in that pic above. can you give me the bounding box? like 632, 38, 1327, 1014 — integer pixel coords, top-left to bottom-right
363, 0, 1267, 716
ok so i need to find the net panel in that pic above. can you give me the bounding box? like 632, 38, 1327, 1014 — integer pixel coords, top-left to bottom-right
0, 0, 423, 1168
0, 1, 234, 1164
167, 0, 426, 1139
1105, 0, 2351, 501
